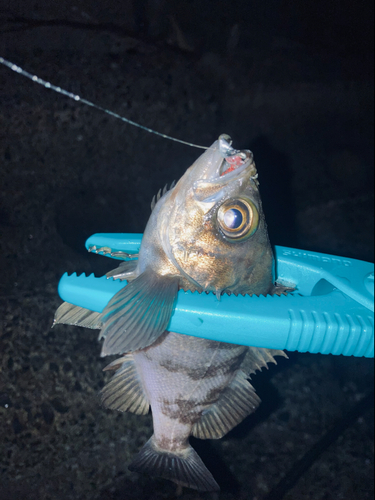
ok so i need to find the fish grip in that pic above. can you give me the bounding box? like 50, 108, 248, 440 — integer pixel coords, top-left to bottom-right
57, 233, 374, 358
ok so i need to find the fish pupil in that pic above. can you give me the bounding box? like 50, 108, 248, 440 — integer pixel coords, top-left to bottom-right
224, 208, 243, 229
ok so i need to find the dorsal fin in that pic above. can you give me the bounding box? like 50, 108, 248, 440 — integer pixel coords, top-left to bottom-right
150, 181, 176, 211
241, 347, 287, 376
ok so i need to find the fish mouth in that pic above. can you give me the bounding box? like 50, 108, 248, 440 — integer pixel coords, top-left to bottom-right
191, 135, 258, 204
215, 134, 256, 180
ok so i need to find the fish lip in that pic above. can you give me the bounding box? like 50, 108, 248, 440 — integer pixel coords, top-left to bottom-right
208, 134, 256, 182
191, 137, 258, 204
210, 154, 256, 182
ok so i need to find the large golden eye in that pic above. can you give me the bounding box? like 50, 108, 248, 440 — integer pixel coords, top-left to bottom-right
217, 198, 259, 240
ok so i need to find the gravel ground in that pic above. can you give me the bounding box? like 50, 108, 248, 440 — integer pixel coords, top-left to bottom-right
0, 2, 374, 499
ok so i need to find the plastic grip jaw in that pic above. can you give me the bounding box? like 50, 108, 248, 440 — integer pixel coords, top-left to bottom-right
56, 233, 374, 358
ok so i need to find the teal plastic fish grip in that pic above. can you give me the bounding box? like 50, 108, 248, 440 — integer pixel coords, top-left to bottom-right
58, 233, 374, 358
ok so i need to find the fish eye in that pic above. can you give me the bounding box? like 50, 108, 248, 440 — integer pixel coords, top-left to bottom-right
217, 198, 259, 240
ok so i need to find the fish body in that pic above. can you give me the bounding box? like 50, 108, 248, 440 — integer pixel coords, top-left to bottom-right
55, 135, 286, 491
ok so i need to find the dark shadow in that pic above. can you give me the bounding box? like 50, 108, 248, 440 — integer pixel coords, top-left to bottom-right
225, 359, 289, 441
265, 389, 374, 500
190, 438, 241, 495
248, 135, 297, 248
189, 358, 291, 494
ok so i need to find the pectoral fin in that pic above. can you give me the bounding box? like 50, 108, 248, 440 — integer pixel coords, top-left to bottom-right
100, 269, 179, 356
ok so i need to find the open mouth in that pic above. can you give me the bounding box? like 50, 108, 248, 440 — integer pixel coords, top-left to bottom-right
218, 134, 254, 177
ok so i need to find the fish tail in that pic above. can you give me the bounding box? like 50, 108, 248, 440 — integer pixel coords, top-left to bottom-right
128, 436, 219, 492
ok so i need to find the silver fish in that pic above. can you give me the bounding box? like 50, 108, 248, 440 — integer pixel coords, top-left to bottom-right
54, 135, 287, 492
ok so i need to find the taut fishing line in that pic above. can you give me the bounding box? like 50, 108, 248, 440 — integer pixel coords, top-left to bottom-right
0, 57, 208, 150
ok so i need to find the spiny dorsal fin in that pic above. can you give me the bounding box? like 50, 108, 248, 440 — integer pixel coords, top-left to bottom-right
242, 347, 287, 376
151, 181, 176, 211
191, 370, 260, 440
53, 302, 102, 329
100, 354, 150, 415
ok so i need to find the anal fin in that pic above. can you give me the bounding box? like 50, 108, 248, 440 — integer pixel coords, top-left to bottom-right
100, 355, 149, 415
53, 302, 102, 329
192, 370, 261, 440
192, 348, 287, 440
129, 436, 219, 492
242, 346, 287, 376
100, 269, 179, 356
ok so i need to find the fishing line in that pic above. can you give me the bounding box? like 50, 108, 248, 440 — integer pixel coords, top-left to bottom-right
0, 57, 209, 150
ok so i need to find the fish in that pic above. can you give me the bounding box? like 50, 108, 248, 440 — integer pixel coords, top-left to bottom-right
54, 134, 287, 492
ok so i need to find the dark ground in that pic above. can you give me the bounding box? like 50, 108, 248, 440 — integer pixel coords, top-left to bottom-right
0, 1, 374, 499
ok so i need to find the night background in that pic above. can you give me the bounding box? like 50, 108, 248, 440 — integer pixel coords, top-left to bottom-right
0, 1, 373, 499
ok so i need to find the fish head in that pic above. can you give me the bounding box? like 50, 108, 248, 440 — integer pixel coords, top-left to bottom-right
97, 135, 276, 354
149, 135, 274, 295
